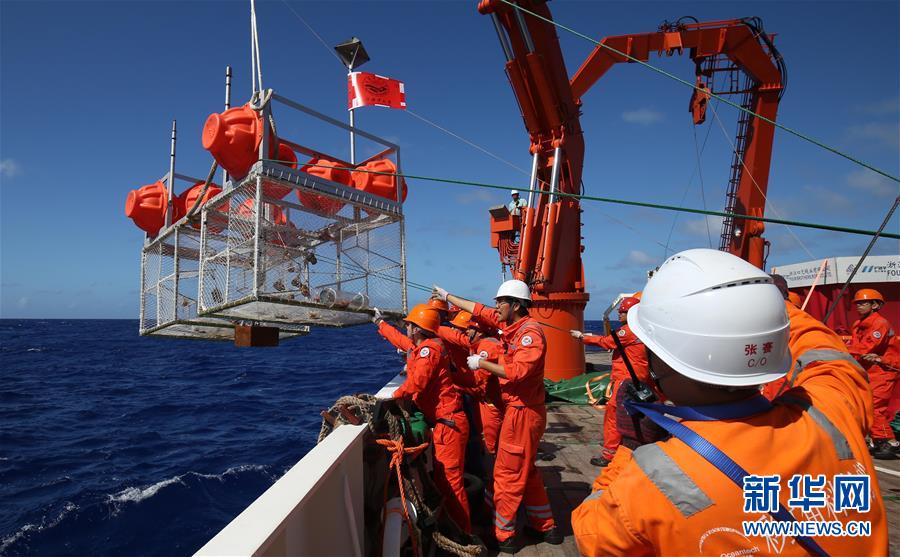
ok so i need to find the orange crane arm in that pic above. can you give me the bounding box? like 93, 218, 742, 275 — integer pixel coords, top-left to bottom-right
569, 18, 785, 268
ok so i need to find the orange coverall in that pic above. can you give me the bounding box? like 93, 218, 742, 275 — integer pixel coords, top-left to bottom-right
848, 312, 895, 440
880, 336, 900, 416
572, 304, 887, 556
378, 322, 471, 532
761, 302, 814, 401
583, 325, 650, 461
472, 303, 555, 542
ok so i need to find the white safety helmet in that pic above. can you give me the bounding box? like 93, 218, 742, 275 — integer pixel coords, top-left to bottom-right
628, 249, 791, 387
495, 279, 532, 302
510, 190, 520, 196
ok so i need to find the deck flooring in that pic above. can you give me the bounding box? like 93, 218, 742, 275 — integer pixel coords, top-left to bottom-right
491, 351, 900, 556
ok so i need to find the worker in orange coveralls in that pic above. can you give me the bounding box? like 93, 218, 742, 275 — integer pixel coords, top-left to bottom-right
372, 305, 471, 532
432, 280, 561, 553
441, 310, 506, 513
570, 296, 648, 467
865, 335, 900, 450
439, 311, 505, 451
572, 249, 887, 556
846, 288, 896, 460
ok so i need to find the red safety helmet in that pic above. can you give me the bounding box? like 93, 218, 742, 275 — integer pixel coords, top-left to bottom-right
618, 296, 639, 313
449, 311, 472, 330
428, 298, 449, 312
404, 304, 441, 334
853, 288, 883, 304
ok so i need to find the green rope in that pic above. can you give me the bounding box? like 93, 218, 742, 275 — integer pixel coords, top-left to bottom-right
264, 159, 900, 240
497, 0, 899, 184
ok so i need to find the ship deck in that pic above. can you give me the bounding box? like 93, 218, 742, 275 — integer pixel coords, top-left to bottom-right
498, 352, 900, 556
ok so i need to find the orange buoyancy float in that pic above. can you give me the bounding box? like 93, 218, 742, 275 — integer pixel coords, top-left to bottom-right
351, 158, 407, 202
296, 158, 351, 216
263, 142, 299, 199
179, 181, 223, 229
202, 104, 269, 179
237, 198, 288, 226
125, 180, 175, 236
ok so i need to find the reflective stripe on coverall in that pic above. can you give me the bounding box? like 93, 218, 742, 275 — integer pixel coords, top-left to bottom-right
880, 337, 900, 416
583, 324, 650, 460
380, 323, 471, 532
761, 301, 813, 401
848, 312, 895, 440
572, 303, 887, 556
472, 303, 555, 541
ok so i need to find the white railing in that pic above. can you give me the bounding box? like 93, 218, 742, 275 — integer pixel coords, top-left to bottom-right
196, 374, 405, 557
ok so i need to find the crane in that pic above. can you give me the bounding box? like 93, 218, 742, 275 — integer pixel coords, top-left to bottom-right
479, 0, 785, 380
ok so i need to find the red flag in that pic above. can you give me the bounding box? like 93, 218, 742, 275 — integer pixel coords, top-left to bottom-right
348, 72, 407, 110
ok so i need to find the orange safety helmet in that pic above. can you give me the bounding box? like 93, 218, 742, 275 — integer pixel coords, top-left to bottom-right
633, 291, 643, 300
788, 291, 804, 308
428, 298, 449, 312
404, 304, 441, 334
853, 288, 884, 304
449, 311, 472, 330
618, 296, 639, 313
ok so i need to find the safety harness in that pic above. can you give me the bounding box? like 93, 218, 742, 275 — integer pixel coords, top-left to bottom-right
626, 396, 830, 557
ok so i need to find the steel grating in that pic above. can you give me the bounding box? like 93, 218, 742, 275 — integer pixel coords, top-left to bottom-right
198, 165, 407, 327
140, 222, 309, 340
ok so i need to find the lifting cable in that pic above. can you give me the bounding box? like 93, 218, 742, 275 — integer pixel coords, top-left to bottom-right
263, 158, 900, 241
709, 101, 817, 261
664, 87, 719, 257
276, 0, 676, 253
498, 0, 900, 185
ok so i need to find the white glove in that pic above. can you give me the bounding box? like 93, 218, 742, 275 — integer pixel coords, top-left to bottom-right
467, 354, 483, 370
432, 285, 449, 301
372, 307, 383, 324
570, 329, 584, 340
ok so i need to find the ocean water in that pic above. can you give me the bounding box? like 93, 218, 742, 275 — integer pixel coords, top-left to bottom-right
0, 319, 400, 556
1, 318, 610, 556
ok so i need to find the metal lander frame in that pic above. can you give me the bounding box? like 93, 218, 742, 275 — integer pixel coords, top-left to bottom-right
140, 92, 408, 339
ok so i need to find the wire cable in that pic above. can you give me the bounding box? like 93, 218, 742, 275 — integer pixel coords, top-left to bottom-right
497, 0, 899, 184
709, 101, 816, 260
262, 158, 900, 240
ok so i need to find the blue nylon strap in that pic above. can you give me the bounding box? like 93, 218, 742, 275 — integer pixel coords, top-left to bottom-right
627, 401, 829, 557
627, 395, 772, 422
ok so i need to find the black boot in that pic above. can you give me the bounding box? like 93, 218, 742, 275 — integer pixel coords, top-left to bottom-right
590, 456, 612, 467
497, 535, 520, 554
525, 525, 563, 545
871, 440, 898, 460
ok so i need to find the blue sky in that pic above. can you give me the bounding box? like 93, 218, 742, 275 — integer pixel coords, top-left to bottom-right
1, 0, 897, 319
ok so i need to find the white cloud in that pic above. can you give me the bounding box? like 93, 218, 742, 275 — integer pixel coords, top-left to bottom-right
1, 158, 22, 179
621, 108, 664, 126
846, 169, 897, 197
847, 122, 899, 149
853, 97, 899, 116
802, 185, 853, 211
684, 214, 724, 237
625, 250, 657, 266
611, 250, 659, 269
455, 189, 496, 205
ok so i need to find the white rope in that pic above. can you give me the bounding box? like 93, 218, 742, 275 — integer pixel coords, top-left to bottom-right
709, 101, 816, 260
251, 0, 264, 92
280, 0, 345, 65
692, 124, 713, 248
250, 0, 257, 94
405, 110, 530, 176
274, 0, 678, 256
